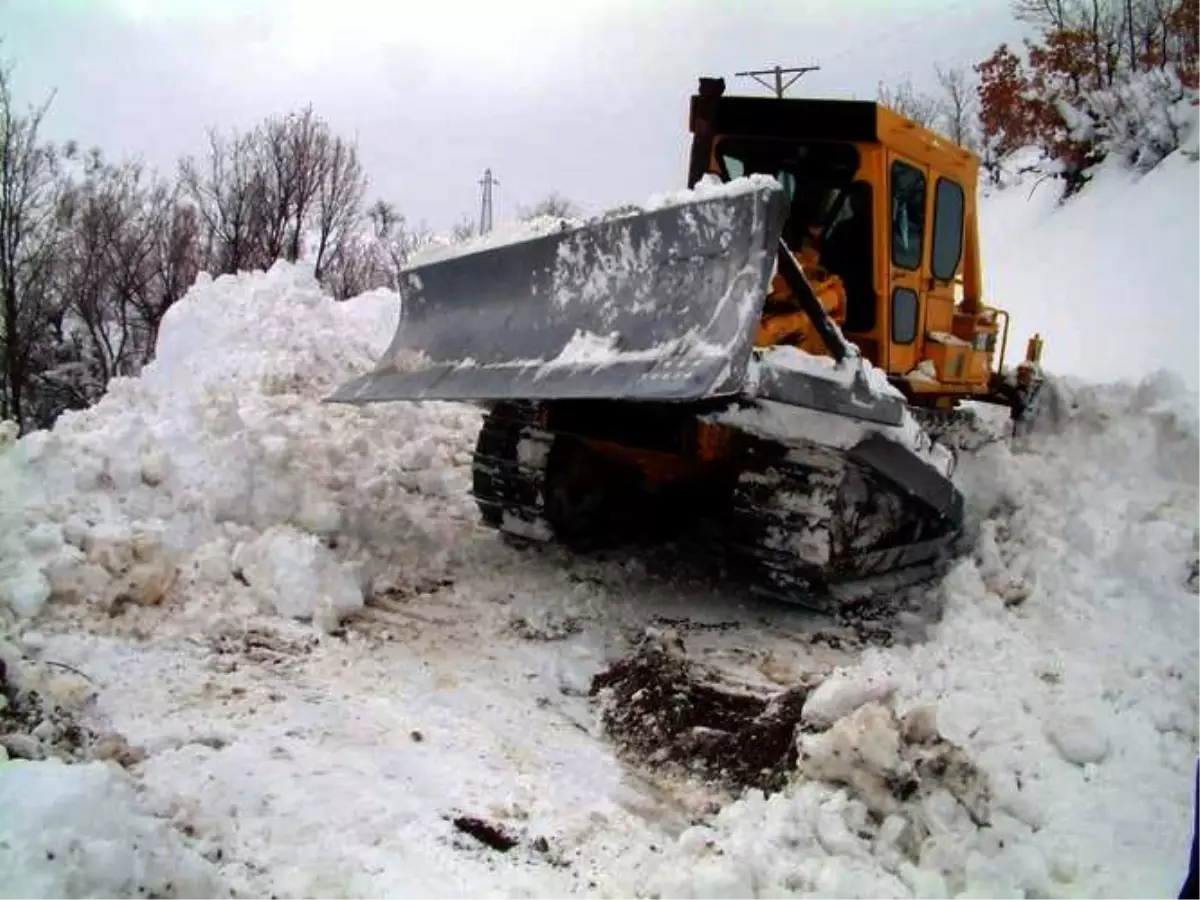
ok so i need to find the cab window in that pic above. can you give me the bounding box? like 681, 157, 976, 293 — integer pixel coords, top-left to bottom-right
890, 161, 925, 270
931, 178, 965, 281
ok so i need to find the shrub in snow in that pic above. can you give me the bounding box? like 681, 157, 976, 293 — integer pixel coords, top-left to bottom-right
1069, 68, 1199, 173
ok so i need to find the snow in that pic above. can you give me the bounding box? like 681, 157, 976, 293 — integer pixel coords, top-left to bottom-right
980, 141, 1199, 390
0, 262, 480, 629
552, 330, 623, 363
751, 344, 907, 402
0, 150, 1197, 897
0, 759, 225, 898
724, 345, 953, 474
714, 395, 956, 479
641, 172, 782, 211
406, 215, 578, 267
627, 374, 1199, 899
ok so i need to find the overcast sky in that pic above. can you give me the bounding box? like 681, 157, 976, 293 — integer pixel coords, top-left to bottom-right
4, 0, 1030, 231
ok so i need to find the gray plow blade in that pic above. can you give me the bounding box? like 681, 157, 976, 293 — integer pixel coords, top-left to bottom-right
327, 182, 788, 405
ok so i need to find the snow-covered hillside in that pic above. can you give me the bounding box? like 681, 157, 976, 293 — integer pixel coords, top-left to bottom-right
981, 142, 1200, 390
1, 157, 1197, 898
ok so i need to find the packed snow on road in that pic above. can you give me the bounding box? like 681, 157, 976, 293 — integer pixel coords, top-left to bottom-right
0, 157, 1197, 899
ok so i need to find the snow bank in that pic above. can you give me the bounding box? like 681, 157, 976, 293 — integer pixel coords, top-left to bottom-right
0, 759, 225, 898
633, 370, 1199, 898
0, 262, 481, 628
980, 143, 1198, 390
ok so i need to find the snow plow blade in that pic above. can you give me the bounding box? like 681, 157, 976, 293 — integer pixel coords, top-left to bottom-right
326, 181, 789, 405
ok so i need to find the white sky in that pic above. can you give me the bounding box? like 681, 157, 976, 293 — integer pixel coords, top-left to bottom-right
4, 0, 1030, 231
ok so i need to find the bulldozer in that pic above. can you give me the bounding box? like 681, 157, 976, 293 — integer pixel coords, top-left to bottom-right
328, 76, 1047, 606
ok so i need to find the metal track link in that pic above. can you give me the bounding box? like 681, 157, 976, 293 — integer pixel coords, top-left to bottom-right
470, 401, 555, 542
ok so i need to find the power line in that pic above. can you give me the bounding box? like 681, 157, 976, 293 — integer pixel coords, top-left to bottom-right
734, 64, 821, 98
818, 0, 979, 68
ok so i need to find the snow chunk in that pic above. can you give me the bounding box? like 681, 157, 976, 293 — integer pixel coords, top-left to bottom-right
802, 668, 897, 728
1044, 713, 1111, 766
233, 526, 364, 631
0, 759, 225, 898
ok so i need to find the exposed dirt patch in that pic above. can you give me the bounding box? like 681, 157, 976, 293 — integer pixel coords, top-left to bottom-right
507, 614, 583, 642
0, 647, 98, 762
589, 631, 814, 794
452, 815, 519, 852
591, 632, 993, 863
647, 616, 742, 634
207, 624, 317, 672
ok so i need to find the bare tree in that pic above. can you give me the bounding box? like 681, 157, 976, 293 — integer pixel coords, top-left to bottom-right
451, 216, 478, 243
0, 60, 66, 428
72, 162, 139, 385
253, 105, 327, 265
935, 64, 980, 149
182, 109, 371, 281
142, 183, 200, 350
1011, 0, 1072, 29
312, 134, 365, 281
876, 78, 944, 128
180, 128, 265, 275
322, 199, 437, 300
519, 191, 580, 220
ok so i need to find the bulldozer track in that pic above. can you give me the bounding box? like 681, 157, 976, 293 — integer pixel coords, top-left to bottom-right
471, 402, 965, 609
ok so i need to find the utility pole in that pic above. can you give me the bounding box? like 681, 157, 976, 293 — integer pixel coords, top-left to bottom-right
734, 64, 821, 98
478, 168, 499, 234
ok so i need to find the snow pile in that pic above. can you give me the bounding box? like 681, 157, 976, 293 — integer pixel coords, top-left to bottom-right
0, 421, 46, 618
0, 262, 481, 628
0, 759, 226, 898
632, 370, 1199, 898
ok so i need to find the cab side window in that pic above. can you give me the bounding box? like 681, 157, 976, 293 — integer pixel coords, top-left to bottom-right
931, 178, 965, 281
890, 161, 925, 271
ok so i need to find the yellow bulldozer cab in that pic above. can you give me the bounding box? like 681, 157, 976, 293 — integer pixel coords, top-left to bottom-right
688, 77, 1016, 404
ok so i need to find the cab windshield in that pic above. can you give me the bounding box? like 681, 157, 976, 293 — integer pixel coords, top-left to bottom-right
715, 138, 876, 331
715, 139, 860, 249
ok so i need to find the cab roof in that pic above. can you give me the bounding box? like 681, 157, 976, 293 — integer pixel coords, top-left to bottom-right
689, 77, 980, 178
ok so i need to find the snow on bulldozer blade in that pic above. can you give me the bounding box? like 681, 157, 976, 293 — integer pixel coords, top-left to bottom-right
325, 175, 788, 406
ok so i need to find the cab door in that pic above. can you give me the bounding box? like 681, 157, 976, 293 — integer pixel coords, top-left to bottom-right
885, 154, 928, 375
